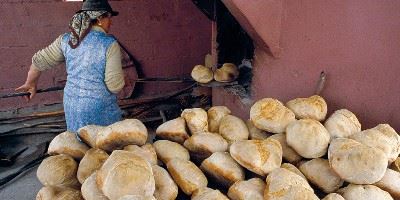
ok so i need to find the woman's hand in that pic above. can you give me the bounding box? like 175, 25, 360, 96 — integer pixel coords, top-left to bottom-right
15, 64, 41, 101
15, 82, 37, 101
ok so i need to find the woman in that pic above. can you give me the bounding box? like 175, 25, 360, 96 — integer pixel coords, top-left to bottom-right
16, 0, 125, 133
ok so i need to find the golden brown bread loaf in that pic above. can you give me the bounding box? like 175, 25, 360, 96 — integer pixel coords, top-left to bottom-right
214, 63, 239, 83
230, 139, 282, 176
337, 184, 394, 200
227, 178, 265, 200
200, 152, 245, 187
269, 133, 302, 164
77, 148, 109, 184
350, 127, 400, 163
96, 119, 148, 152
183, 132, 228, 160
153, 140, 190, 164
123, 144, 158, 165
286, 119, 330, 159
207, 106, 231, 133
48, 131, 89, 160
191, 187, 229, 200
280, 163, 306, 180
250, 98, 296, 134
78, 125, 105, 148
151, 165, 178, 200
155, 117, 189, 144
96, 150, 155, 200
166, 158, 208, 195
36, 186, 83, 200
371, 124, 400, 163
246, 120, 271, 140
286, 95, 328, 121
191, 64, 214, 84
328, 138, 388, 184
324, 109, 361, 139
37, 155, 80, 188
264, 168, 318, 200
81, 172, 109, 200
299, 158, 344, 193
181, 108, 208, 135
218, 115, 249, 144
373, 169, 400, 199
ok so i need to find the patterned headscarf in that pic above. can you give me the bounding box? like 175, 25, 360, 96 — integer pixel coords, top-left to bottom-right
68, 11, 108, 49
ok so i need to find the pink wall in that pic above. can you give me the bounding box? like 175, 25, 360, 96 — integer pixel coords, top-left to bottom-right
214, 0, 400, 131
0, 0, 211, 110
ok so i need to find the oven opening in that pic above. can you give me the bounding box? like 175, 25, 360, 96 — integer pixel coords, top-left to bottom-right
216, 0, 254, 99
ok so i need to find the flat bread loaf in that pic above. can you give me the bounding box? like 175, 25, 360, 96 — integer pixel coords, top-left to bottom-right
328, 138, 388, 184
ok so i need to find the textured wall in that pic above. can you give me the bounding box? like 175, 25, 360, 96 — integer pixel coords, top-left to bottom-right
0, 0, 211, 110
214, 0, 400, 131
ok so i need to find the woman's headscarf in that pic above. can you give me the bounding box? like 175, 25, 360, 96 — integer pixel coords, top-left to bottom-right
68, 11, 108, 49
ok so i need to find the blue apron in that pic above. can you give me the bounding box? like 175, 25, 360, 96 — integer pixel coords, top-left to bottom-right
61, 30, 122, 132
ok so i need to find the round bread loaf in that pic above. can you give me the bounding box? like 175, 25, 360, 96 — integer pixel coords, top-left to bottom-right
321, 193, 345, 200
280, 163, 306, 180
350, 127, 400, 163
81, 172, 108, 200
183, 132, 228, 160
264, 168, 317, 200
230, 139, 282, 176
48, 131, 89, 160
373, 169, 400, 199
78, 125, 105, 148
77, 148, 109, 184
37, 155, 79, 188
200, 152, 245, 187
286, 119, 330, 158
324, 109, 361, 139
181, 108, 208, 135
227, 178, 265, 200
372, 124, 400, 163
269, 133, 302, 164
338, 184, 393, 200
151, 165, 178, 200
246, 120, 271, 140
166, 159, 208, 195
286, 95, 327, 121
96, 119, 148, 152
299, 158, 344, 193
214, 63, 239, 82
218, 115, 249, 144
191, 187, 229, 200
250, 98, 296, 134
155, 117, 189, 144
153, 140, 190, 164
328, 138, 388, 184
207, 106, 231, 133
36, 186, 83, 200
123, 144, 158, 165
191, 64, 213, 84
96, 150, 155, 200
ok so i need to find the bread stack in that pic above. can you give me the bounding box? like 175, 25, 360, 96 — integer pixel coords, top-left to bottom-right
36, 95, 400, 200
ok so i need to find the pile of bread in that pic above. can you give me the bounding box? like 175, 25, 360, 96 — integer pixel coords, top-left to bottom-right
35, 95, 400, 200
191, 63, 239, 84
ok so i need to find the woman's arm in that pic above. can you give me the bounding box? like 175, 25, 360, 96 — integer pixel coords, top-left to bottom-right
16, 34, 65, 101
15, 64, 41, 101
32, 34, 65, 71
105, 41, 125, 93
